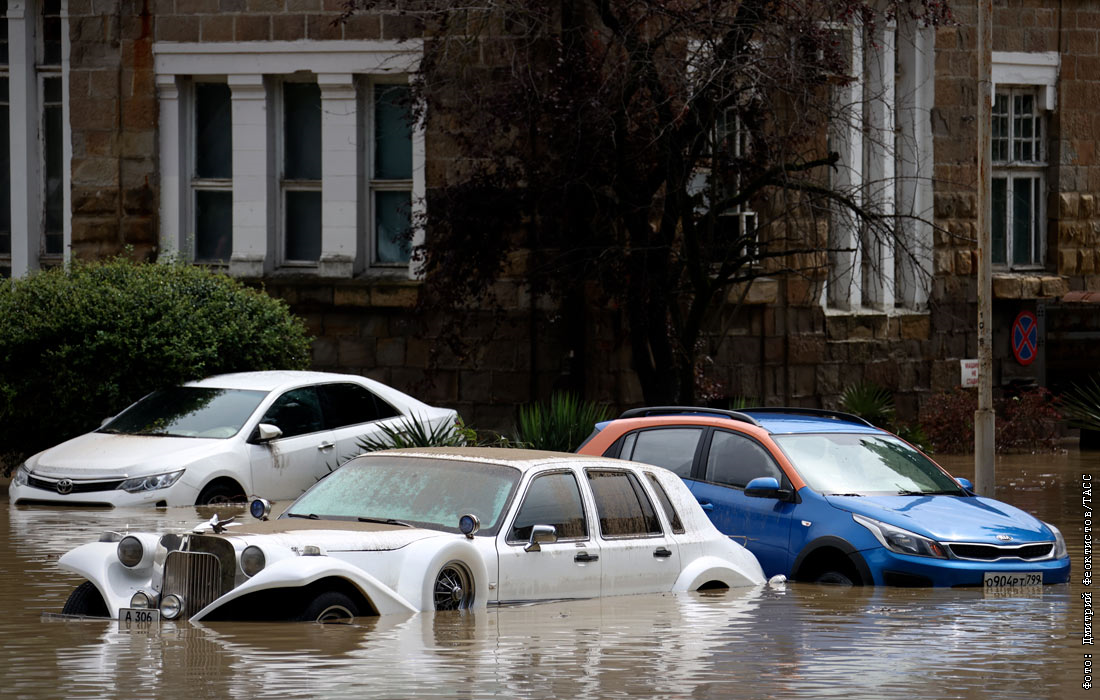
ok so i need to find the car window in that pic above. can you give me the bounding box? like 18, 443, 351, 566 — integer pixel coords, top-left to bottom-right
319, 382, 400, 429
100, 387, 268, 439
508, 472, 588, 543
644, 473, 685, 534
586, 469, 662, 538
621, 428, 702, 478
705, 430, 783, 489
260, 387, 325, 439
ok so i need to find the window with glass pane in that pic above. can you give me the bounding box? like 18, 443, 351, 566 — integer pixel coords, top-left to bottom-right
509, 472, 588, 542
193, 83, 232, 262
283, 82, 322, 263
43, 77, 63, 256
991, 89, 1046, 267
0, 77, 9, 260
371, 84, 413, 265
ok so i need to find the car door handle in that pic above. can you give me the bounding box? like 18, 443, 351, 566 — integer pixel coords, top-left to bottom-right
574, 552, 599, 563
697, 500, 714, 511
317, 442, 335, 451
653, 548, 673, 558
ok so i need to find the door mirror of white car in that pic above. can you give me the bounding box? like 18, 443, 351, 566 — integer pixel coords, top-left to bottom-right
254, 423, 283, 443
524, 524, 558, 553
744, 476, 784, 499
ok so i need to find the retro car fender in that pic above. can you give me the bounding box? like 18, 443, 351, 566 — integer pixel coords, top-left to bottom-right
190, 555, 419, 621
394, 538, 490, 611
58, 541, 156, 617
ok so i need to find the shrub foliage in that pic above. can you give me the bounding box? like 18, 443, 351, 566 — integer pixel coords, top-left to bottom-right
513, 393, 613, 453
0, 259, 312, 473
920, 387, 1061, 454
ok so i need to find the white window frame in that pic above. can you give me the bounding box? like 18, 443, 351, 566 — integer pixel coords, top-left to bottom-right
365, 77, 416, 269
825, 16, 934, 314
187, 77, 233, 265
153, 41, 424, 279
276, 76, 323, 268
990, 52, 1059, 271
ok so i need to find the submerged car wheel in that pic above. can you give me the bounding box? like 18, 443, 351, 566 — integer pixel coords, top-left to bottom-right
62, 581, 109, 617
433, 561, 474, 611
196, 482, 246, 506
815, 570, 856, 586
299, 591, 360, 623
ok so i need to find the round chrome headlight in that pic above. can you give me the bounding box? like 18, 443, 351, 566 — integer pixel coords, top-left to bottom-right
249, 498, 272, 521
117, 536, 144, 568
160, 594, 184, 620
130, 591, 156, 609
459, 514, 481, 539
240, 545, 266, 577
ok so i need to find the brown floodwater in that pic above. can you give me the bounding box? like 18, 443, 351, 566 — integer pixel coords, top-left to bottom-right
0, 451, 1091, 699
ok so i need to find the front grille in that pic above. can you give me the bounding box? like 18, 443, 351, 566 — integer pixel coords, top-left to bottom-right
27, 475, 125, 493
948, 542, 1054, 561
162, 551, 229, 618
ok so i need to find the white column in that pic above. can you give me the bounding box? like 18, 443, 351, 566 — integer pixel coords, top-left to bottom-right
863, 21, 896, 310
408, 73, 425, 280
317, 73, 357, 278
156, 74, 184, 260
228, 74, 270, 277
8, 0, 38, 277
896, 21, 934, 310
827, 26, 863, 311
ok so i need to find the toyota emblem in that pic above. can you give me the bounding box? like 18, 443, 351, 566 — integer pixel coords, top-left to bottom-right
55, 479, 73, 495
996, 534, 1012, 542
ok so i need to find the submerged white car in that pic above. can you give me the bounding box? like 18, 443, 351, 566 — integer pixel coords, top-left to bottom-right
56, 448, 766, 622
10, 371, 456, 507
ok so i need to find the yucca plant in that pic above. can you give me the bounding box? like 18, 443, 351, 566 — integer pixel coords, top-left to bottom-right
1059, 376, 1100, 433
839, 381, 896, 428
513, 393, 613, 453
355, 415, 472, 453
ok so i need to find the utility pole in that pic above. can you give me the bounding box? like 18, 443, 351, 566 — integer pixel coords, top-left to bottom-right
975, 0, 996, 496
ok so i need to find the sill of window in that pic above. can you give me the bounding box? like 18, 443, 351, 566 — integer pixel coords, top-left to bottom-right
991, 273, 1068, 300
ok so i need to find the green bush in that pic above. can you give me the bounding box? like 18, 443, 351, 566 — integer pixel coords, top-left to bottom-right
920, 386, 1061, 454
0, 258, 312, 474
513, 393, 612, 453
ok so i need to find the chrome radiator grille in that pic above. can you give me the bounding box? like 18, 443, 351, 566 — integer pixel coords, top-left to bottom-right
162, 542, 235, 619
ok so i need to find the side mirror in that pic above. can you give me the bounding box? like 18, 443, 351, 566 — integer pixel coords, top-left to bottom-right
524, 524, 558, 552
745, 476, 789, 500
955, 477, 974, 492
253, 423, 283, 443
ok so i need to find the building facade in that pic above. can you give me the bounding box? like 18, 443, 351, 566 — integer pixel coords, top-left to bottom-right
3, 1, 1099, 428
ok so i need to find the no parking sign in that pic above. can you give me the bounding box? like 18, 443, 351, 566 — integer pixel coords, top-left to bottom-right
1011, 310, 1039, 366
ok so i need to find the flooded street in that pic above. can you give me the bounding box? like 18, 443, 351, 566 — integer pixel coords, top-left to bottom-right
0, 451, 1090, 699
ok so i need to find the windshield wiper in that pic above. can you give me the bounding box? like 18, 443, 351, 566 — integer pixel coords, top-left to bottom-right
358, 516, 412, 527
828, 493, 865, 497
286, 512, 320, 519
897, 489, 961, 496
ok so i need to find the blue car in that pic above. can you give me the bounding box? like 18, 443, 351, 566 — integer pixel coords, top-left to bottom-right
578, 407, 1070, 587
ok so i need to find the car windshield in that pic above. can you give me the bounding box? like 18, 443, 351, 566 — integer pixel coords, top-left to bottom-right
99, 387, 269, 439
285, 456, 522, 535
773, 433, 964, 496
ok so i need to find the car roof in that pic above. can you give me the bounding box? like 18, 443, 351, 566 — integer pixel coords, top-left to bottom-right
603, 407, 886, 436
355, 446, 655, 475
187, 370, 377, 393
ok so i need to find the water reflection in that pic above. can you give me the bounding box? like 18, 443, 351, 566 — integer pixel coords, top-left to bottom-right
0, 451, 1091, 698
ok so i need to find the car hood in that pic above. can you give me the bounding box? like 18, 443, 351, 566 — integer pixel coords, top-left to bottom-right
29, 432, 227, 479
215, 519, 447, 552
823, 493, 1054, 543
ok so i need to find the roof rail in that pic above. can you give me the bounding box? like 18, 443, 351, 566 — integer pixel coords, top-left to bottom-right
617, 406, 761, 427
737, 407, 875, 428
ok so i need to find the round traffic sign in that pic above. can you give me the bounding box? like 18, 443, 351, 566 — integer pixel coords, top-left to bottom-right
1011, 310, 1038, 366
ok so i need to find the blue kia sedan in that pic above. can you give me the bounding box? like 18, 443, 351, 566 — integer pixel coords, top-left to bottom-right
578, 407, 1070, 587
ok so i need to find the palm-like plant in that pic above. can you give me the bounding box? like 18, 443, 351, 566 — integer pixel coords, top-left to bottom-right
513, 393, 612, 453
839, 381, 896, 428
1059, 376, 1100, 433
355, 415, 471, 453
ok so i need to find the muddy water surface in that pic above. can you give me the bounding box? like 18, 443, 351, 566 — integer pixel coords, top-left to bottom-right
0, 452, 1091, 699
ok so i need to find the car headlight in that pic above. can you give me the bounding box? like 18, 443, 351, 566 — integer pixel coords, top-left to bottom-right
130, 590, 157, 609
118, 470, 185, 494
853, 514, 948, 559
117, 536, 144, 567
1044, 522, 1068, 559
13, 464, 29, 487
240, 545, 266, 577
160, 594, 184, 620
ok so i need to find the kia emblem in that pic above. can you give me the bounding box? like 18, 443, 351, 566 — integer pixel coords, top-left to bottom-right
56, 479, 73, 495
996, 534, 1011, 542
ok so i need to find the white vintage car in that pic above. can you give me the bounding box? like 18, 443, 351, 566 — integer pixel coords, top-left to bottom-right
10, 370, 456, 507
56, 448, 766, 622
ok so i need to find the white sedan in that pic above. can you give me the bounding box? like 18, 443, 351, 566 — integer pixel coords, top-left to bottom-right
55, 448, 766, 622
10, 371, 456, 507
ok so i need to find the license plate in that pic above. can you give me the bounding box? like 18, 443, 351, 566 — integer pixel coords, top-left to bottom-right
983, 572, 1042, 588
118, 607, 160, 631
